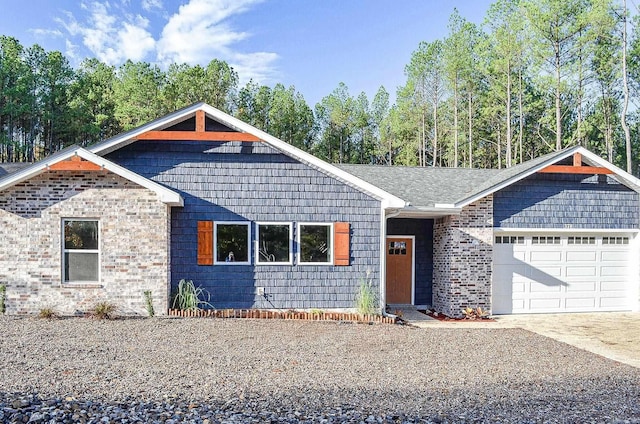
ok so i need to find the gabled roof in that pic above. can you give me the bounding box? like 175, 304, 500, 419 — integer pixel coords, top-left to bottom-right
449, 146, 640, 208
0, 162, 31, 177
340, 146, 640, 212
89, 102, 406, 209
0, 146, 183, 206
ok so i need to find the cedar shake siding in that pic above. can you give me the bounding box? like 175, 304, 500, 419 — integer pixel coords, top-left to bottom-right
494, 173, 640, 229
0, 171, 170, 315
106, 140, 382, 310
387, 218, 433, 306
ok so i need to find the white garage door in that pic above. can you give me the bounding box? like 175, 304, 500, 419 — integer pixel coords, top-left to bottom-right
493, 234, 634, 314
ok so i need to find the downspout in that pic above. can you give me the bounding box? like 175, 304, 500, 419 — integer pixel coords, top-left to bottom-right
380, 206, 402, 316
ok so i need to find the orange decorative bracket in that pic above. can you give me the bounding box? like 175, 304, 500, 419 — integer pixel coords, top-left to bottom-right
48, 155, 103, 171
134, 130, 261, 142
539, 152, 612, 174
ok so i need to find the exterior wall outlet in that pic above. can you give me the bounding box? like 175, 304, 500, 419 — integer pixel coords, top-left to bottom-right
256, 287, 265, 296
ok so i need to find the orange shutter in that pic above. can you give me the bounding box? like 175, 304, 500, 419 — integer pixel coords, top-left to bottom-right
333, 222, 350, 266
197, 221, 213, 265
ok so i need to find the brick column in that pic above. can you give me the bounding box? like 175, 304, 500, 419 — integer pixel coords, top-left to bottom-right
433, 195, 493, 317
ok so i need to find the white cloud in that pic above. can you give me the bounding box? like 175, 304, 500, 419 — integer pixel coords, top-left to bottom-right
142, 0, 163, 12
53, 0, 279, 84
157, 0, 279, 84
58, 1, 155, 65
30, 28, 64, 38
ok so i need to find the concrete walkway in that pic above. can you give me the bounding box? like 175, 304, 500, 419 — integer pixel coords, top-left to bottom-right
402, 309, 640, 368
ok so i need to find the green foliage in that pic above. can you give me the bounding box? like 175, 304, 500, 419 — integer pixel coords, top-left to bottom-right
355, 278, 379, 315
171, 279, 213, 311
38, 307, 57, 319
143, 290, 155, 317
0, 284, 5, 314
92, 301, 117, 320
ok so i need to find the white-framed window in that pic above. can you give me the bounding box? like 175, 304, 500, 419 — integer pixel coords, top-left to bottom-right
256, 222, 293, 265
297, 223, 333, 265
215, 222, 250, 264
63, 219, 100, 283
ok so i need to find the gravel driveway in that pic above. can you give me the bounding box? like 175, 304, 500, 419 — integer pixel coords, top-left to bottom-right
1, 316, 639, 423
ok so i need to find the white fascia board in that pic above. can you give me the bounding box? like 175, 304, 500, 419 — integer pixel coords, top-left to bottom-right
89, 104, 204, 156
90, 103, 406, 207
396, 206, 462, 218
453, 146, 585, 208
578, 148, 640, 191
0, 147, 183, 207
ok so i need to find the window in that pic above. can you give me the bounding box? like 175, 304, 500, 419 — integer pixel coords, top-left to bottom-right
298, 223, 332, 265
256, 223, 293, 264
568, 236, 595, 245
532, 236, 560, 245
388, 241, 407, 255
495, 236, 524, 244
63, 219, 99, 282
215, 222, 250, 264
602, 236, 629, 245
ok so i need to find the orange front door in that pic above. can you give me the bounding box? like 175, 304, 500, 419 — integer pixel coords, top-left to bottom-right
385, 237, 413, 304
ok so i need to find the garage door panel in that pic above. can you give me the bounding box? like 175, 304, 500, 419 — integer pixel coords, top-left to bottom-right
566, 251, 597, 261
566, 298, 596, 308
529, 281, 562, 292
530, 251, 562, 262
601, 251, 628, 261
600, 296, 629, 308
600, 280, 627, 291
601, 266, 626, 276
529, 298, 562, 310
492, 233, 633, 314
566, 281, 596, 292
566, 266, 596, 277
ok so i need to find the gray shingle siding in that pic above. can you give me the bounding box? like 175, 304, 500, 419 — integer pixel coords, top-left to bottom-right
106, 140, 381, 309
494, 173, 639, 229
387, 218, 433, 306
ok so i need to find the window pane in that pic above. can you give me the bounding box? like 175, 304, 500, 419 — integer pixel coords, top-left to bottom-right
64, 221, 98, 250
300, 225, 331, 263
64, 252, 99, 281
217, 224, 249, 262
258, 225, 290, 263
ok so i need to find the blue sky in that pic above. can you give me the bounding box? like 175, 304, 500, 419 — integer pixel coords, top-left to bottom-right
1, 0, 493, 107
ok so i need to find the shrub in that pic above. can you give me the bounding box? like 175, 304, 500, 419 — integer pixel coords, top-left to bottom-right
0, 284, 5, 314
171, 279, 212, 311
143, 290, 155, 317
462, 306, 490, 320
92, 301, 117, 319
38, 308, 58, 319
355, 278, 379, 315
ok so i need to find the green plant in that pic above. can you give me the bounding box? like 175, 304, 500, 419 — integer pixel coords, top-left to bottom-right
143, 290, 155, 317
310, 308, 324, 315
38, 307, 57, 319
0, 284, 5, 314
171, 279, 212, 311
462, 306, 490, 320
355, 278, 379, 315
92, 301, 117, 319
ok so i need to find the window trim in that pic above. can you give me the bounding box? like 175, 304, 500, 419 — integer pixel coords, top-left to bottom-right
62, 218, 101, 284
297, 222, 334, 266
255, 222, 293, 265
214, 221, 251, 265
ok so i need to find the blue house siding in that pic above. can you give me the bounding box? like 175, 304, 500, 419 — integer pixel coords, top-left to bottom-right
106, 140, 382, 309
387, 218, 433, 305
494, 173, 639, 229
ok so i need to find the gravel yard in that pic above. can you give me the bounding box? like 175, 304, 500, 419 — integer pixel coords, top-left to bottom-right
1, 317, 639, 423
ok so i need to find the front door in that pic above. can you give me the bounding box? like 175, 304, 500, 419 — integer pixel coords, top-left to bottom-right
386, 237, 413, 304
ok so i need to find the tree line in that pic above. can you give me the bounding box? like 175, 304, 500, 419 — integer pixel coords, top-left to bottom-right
2, 0, 640, 174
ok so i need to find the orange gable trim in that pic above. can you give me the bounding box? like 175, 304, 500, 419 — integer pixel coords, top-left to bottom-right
538, 152, 613, 175
134, 130, 261, 142
48, 156, 103, 171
